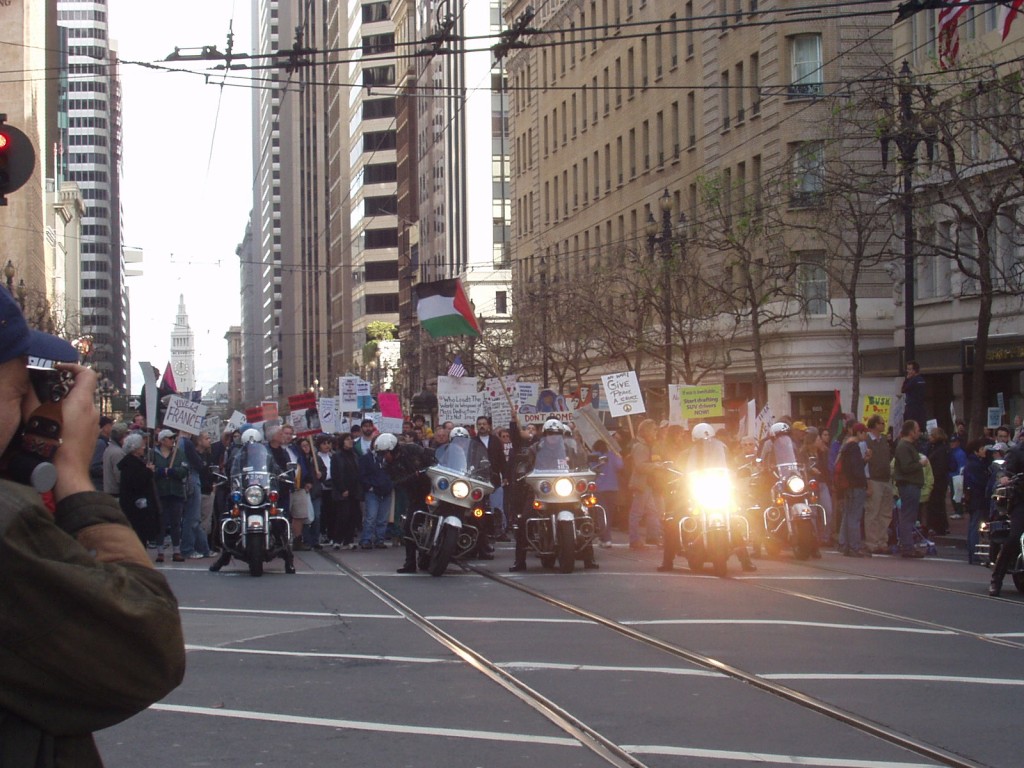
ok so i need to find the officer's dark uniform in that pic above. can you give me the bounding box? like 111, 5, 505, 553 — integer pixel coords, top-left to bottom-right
385, 441, 435, 573
990, 444, 1024, 596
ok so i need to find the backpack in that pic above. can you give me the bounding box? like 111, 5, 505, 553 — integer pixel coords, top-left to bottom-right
833, 447, 850, 494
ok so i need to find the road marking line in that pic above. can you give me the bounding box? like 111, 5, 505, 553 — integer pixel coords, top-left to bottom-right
180, 607, 401, 619
146, 704, 934, 766
621, 619, 953, 635
185, 644, 456, 664
181, 648, 1024, 688
149, 703, 579, 746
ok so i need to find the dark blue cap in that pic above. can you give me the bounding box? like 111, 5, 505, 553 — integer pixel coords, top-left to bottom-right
0, 287, 78, 369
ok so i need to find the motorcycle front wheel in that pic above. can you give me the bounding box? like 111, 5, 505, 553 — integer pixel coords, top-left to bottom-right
557, 519, 576, 573
792, 520, 816, 561
428, 524, 458, 577
708, 530, 729, 577
246, 536, 265, 577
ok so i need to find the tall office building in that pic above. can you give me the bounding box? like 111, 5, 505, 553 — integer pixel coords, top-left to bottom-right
57, 0, 129, 388
346, 0, 399, 371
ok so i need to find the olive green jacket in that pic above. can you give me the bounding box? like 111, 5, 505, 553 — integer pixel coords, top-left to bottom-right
0, 482, 186, 767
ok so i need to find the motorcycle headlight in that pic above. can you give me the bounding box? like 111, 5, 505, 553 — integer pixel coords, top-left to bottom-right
785, 476, 805, 494
451, 480, 470, 499
244, 485, 265, 506
688, 470, 733, 510
554, 477, 575, 497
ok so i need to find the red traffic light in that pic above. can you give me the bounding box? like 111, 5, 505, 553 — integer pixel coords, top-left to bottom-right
0, 116, 36, 204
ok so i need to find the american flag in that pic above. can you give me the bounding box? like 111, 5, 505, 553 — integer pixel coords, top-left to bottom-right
937, 1, 969, 67
447, 354, 466, 378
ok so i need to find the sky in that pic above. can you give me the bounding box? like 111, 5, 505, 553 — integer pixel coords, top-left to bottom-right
108, 1, 252, 394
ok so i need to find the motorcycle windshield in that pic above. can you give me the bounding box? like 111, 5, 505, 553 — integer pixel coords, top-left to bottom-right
533, 433, 572, 472
687, 439, 729, 471
230, 443, 276, 487
434, 435, 490, 480
771, 435, 799, 467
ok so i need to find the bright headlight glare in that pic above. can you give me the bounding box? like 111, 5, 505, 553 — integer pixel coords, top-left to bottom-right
451, 480, 470, 499
244, 485, 265, 506
785, 476, 806, 494
689, 470, 732, 510
554, 477, 575, 497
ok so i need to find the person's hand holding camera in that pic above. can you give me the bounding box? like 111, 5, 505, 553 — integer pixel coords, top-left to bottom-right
49, 363, 99, 502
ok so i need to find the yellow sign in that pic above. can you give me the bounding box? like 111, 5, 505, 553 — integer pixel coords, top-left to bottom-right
861, 395, 891, 424
678, 385, 724, 419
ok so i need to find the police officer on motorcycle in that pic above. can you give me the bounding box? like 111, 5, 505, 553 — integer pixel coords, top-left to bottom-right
659, 423, 756, 573
373, 432, 436, 574
508, 418, 598, 572
989, 441, 1024, 596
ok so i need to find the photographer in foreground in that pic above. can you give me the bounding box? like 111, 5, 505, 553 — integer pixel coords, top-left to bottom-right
0, 290, 186, 766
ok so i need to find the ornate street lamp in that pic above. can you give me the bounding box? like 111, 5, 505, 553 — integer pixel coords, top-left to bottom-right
646, 189, 687, 398
879, 60, 937, 365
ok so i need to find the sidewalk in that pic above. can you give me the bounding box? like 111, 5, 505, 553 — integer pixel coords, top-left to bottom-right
930, 510, 969, 551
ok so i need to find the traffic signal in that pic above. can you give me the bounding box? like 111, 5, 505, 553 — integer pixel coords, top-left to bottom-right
0, 115, 37, 206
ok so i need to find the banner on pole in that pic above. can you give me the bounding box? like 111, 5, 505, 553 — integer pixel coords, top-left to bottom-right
601, 371, 645, 418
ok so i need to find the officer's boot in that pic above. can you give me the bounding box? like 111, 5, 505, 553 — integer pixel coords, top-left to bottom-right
738, 544, 757, 572
398, 540, 417, 573
209, 552, 231, 572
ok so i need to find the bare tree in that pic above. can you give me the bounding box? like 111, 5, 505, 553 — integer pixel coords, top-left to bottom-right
913, 65, 1024, 435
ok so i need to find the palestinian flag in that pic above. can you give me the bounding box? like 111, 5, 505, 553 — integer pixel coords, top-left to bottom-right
825, 389, 844, 442
415, 279, 481, 338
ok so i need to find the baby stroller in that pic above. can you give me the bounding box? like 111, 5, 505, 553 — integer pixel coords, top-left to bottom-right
886, 499, 937, 556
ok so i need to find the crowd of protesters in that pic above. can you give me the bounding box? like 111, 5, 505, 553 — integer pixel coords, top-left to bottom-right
94, 359, 1024, 586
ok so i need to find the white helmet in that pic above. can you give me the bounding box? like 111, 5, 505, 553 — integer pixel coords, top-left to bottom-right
242, 428, 262, 444
770, 422, 790, 437
374, 433, 398, 452
450, 426, 470, 439
561, 422, 573, 435
542, 418, 563, 435
692, 423, 715, 441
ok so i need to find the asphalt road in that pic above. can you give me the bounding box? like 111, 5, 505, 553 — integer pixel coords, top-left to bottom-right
95, 539, 1021, 768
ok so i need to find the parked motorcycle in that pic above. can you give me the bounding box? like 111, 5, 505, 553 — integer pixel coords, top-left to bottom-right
409, 433, 494, 577
760, 434, 825, 560
660, 462, 749, 577
977, 467, 1024, 592
215, 440, 295, 577
519, 432, 600, 573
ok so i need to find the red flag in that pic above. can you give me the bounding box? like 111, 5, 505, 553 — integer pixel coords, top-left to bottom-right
825, 389, 844, 439
161, 362, 178, 394
1001, 0, 1024, 39
937, 2, 969, 68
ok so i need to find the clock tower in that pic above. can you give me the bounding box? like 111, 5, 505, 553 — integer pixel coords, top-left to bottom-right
170, 294, 196, 394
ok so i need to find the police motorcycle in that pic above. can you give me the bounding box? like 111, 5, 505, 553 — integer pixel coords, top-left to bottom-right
518, 420, 601, 573
212, 429, 296, 577
660, 424, 750, 577
977, 462, 1024, 591
760, 423, 825, 560
409, 428, 495, 577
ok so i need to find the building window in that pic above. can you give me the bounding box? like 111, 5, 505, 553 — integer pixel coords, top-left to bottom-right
495, 290, 508, 314
797, 252, 829, 315
790, 142, 824, 207
789, 34, 823, 98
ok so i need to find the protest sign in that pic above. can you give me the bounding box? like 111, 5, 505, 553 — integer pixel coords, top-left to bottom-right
378, 393, 404, 434
163, 394, 208, 436
573, 404, 617, 455
861, 395, 892, 426
677, 384, 724, 420
516, 382, 539, 411
437, 375, 482, 425
226, 410, 246, 430
484, 376, 517, 425
318, 397, 339, 434
356, 379, 375, 411
339, 376, 360, 412
261, 401, 279, 421
601, 371, 645, 418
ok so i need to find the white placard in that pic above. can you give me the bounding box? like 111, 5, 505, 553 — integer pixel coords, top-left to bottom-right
381, 417, 405, 434
437, 375, 482, 425
227, 410, 246, 430
517, 382, 539, 409
163, 394, 208, 436
988, 407, 1003, 429
484, 375, 517, 425
318, 397, 339, 434
601, 371, 646, 418
339, 376, 359, 412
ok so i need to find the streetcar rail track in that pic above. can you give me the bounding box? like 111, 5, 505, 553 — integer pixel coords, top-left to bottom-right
326, 553, 650, 768
458, 561, 985, 768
